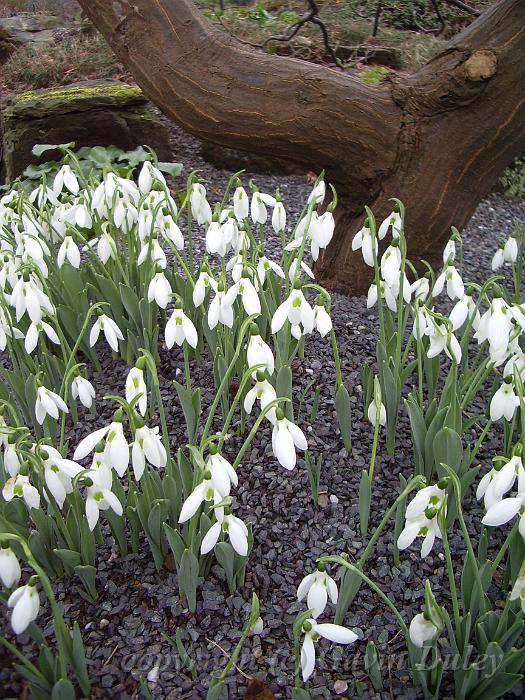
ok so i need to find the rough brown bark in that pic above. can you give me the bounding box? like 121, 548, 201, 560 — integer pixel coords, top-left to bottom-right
76, 0, 525, 294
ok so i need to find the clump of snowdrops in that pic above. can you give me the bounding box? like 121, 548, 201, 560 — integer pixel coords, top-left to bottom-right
0, 144, 349, 695
0, 143, 524, 698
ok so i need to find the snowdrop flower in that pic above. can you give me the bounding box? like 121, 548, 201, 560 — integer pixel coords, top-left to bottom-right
238, 274, 261, 315
57, 235, 80, 268
53, 164, 79, 196
250, 617, 264, 635
409, 613, 439, 648
398, 482, 447, 558
160, 216, 184, 250
272, 198, 286, 233
378, 209, 402, 240
313, 300, 332, 337
288, 258, 315, 283
97, 231, 117, 264
8, 579, 40, 634
271, 408, 308, 470
256, 257, 283, 286
29, 183, 59, 208
352, 221, 376, 267
178, 470, 230, 524
35, 386, 68, 425
125, 364, 147, 416
247, 326, 274, 376
233, 186, 249, 221
380, 243, 402, 287
271, 286, 314, 336
367, 399, 386, 427
131, 421, 167, 481
432, 264, 464, 301
208, 282, 238, 330
11, 276, 54, 323
37, 446, 83, 509
307, 180, 325, 206
504, 346, 525, 381
482, 492, 525, 538
310, 211, 335, 261
300, 618, 358, 682
114, 198, 138, 230
165, 302, 198, 349
490, 377, 519, 422
0, 544, 21, 588
24, 320, 60, 354
137, 237, 167, 268
206, 447, 238, 493
426, 320, 462, 364
475, 295, 512, 358
449, 290, 480, 331
297, 563, 338, 619
367, 281, 397, 312
442, 238, 456, 264
74, 412, 129, 477
147, 269, 172, 308
504, 235, 519, 263
205, 217, 226, 256
89, 314, 124, 353
138, 160, 166, 194
71, 376, 96, 409
250, 191, 275, 225
510, 574, 525, 613
193, 268, 217, 307
411, 276, 430, 302
84, 463, 123, 531
2, 472, 40, 510
201, 507, 249, 557
492, 245, 505, 271
477, 449, 524, 511
244, 371, 277, 417
190, 183, 212, 225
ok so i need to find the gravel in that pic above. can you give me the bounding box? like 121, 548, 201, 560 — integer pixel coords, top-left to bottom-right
1, 123, 525, 699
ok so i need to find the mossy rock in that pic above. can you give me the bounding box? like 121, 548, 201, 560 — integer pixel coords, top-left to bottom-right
0, 80, 170, 181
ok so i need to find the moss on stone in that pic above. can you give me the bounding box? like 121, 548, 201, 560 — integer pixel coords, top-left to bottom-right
14, 83, 143, 104
357, 67, 390, 85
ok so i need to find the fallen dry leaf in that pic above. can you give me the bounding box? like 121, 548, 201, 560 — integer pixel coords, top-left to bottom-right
244, 679, 276, 700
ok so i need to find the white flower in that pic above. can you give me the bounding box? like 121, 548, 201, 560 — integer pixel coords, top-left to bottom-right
475, 296, 512, 358
272, 201, 286, 233
73, 417, 129, 477
200, 508, 248, 557
97, 232, 116, 264
233, 186, 249, 221
307, 180, 325, 205
490, 379, 519, 422
510, 574, 525, 613
250, 191, 275, 224
160, 216, 184, 250
138, 161, 166, 194
288, 258, 315, 283
426, 321, 462, 364
367, 281, 397, 313
352, 223, 376, 267
125, 366, 147, 415
313, 302, 332, 337
147, 270, 172, 308
378, 211, 402, 240
131, 424, 167, 481
57, 236, 80, 268
432, 264, 464, 301
409, 613, 439, 648
178, 472, 230, 524
244, 373, 277, 417
38, 446, 83, 509
247, 329, 274, 377
297, 564, 338, 619
165, 305, 198, 349
250, 617, 264, 635
271, 288, 314, 335
477, 453, 524, 510
310, 211, 335, 260
300, 618, 358, 682
89, 314, 124, 353
257, 256, 285, 285
208, 283, 238, 330
71, 376, 96, 409
137, 238, 167, 268
367, 400, 386, 427
24, 320, 60, 354
271, 410, 308, 470
193, 269, 217, 307
398, 484, 446, 558
35, 386, 68, 425
238, 275, 261, 315
380, 244, 402, 287
2, 473, 40, 510
492, 247, 505, 271
0, 545, 21, 588
503, 236, 518, 264
411, 277, 430, 302
482, 492, 525, 538
11, 276, 53, 323
84, 463, 123, 531
53, 164, 79, 196
205, 219, 226, 256
449, 292, 480, 331
8, 581, 40, 634
442, 239, 456, 264
190, 183, 212, 225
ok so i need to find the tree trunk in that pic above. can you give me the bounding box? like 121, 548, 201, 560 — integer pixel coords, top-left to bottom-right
76, 0, 525, 295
